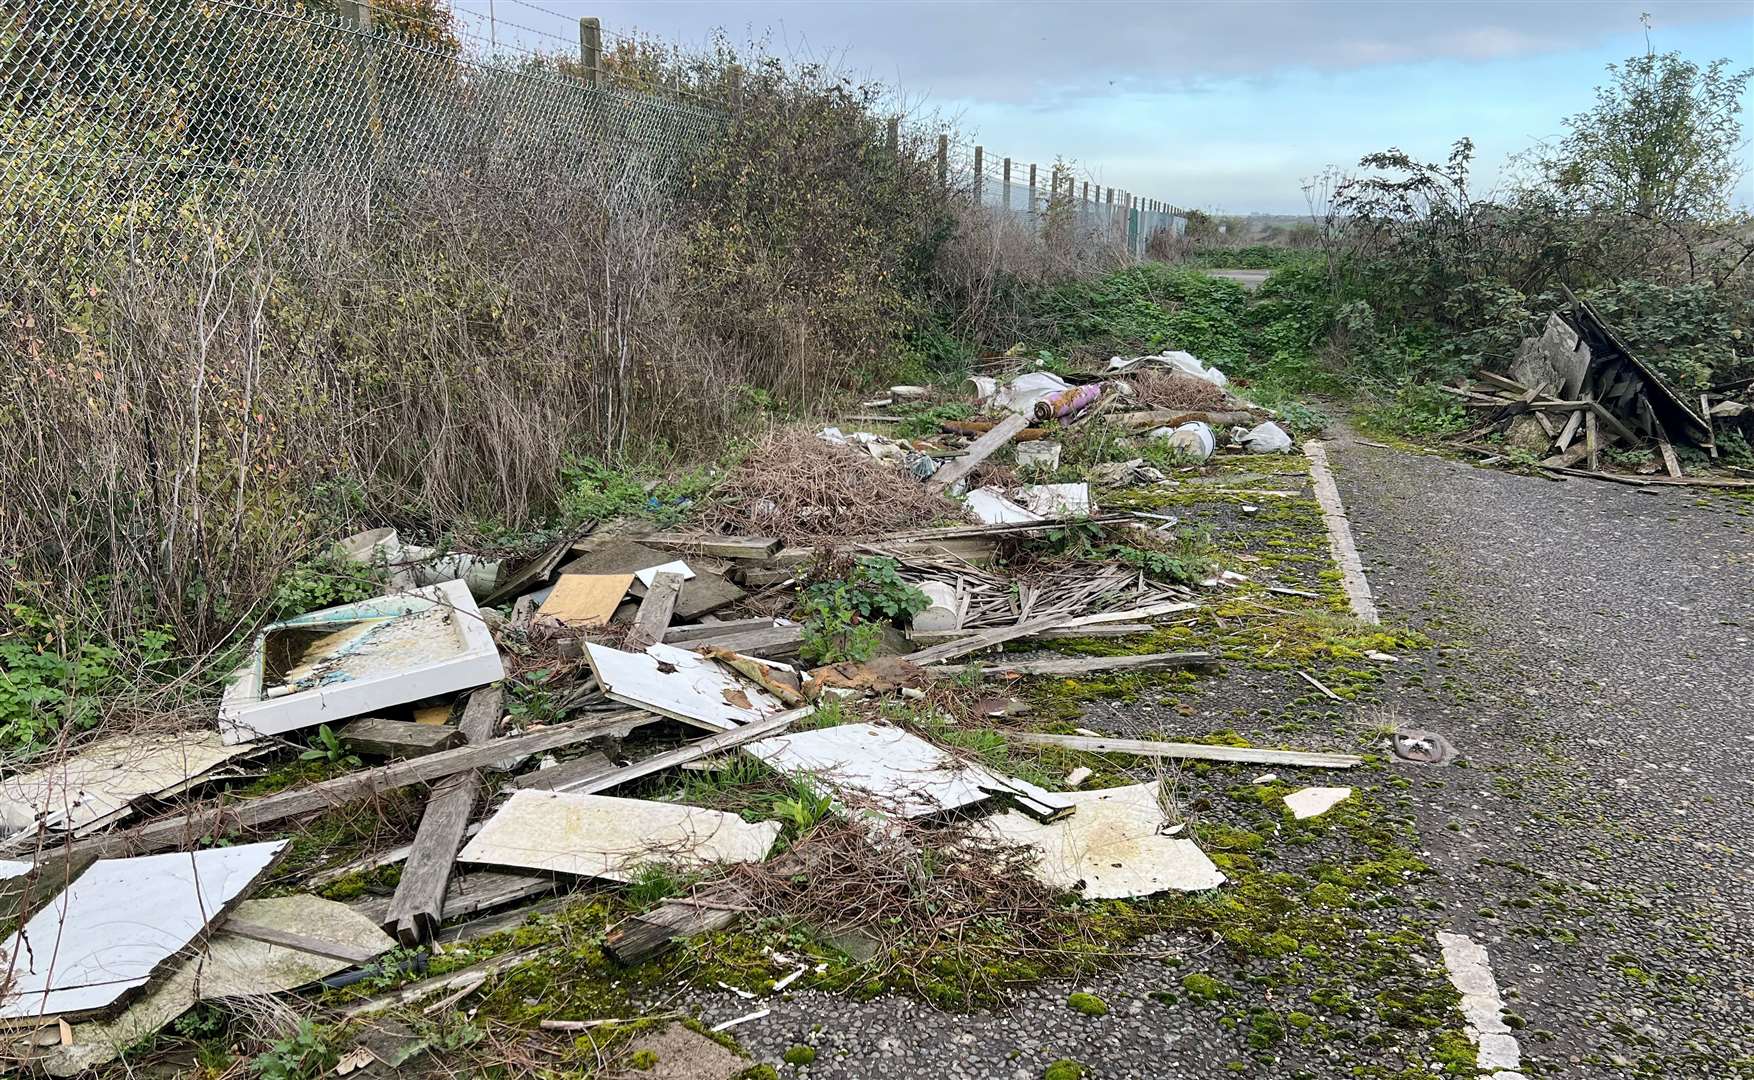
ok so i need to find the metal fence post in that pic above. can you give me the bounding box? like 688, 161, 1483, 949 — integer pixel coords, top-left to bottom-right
578, 17, 601, 88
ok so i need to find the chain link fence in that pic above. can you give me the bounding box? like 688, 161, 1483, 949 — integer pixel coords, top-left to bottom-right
3, 0, 1184, 283
0, 0, 724, 279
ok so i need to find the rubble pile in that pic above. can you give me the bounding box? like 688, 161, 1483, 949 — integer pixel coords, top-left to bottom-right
0, 344, 1348, 1076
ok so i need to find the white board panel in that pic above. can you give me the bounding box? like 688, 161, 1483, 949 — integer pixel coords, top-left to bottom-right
743, 722, 992, 819
0, 840, 285, 1019
978, 781, 1224, 898
459, 790, 779, 882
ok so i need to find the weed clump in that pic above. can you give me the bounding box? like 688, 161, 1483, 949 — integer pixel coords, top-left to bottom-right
782, 1044, 817, 1066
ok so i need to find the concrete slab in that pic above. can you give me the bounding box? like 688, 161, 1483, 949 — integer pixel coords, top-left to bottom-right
1283, 786, 1352, 820
586, 642, 786, 732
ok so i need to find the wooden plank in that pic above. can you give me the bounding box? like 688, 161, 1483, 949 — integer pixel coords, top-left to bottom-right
640, 534, 783, 560
627, 571, 684, 651
1650, 415, 1683, 478
927, 412, 1030, 492
340, 948, 539, 1018
663, 618, 779, 643
1548, 467, 1754, 489
674, 622, 804, 658
604, 888, 748, 964
943, 651, 1215, 679
1474, 371, 1531, 394
67, 710, 652, 862
906, 623, 1152, 645
481, 533, 580, 608
381, 686, 503, 945
1554, 407, 1584, 452
537, 574, 633, 628
224, 920, 383, 967
1000, 730, 1362, 769
351, 870, 555, 925
338, 717, 463, 759
508, 751, 616, 791
1589, 400, 1640, 446
1701, 393, 1718, 459
1585, 407, 1600, 471
547, 706, 816, 795
1539, 439, 1593, 469
905, 611, 1080, 666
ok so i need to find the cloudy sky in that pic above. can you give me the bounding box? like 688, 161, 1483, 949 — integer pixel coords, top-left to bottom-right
451, 0, 1754, 214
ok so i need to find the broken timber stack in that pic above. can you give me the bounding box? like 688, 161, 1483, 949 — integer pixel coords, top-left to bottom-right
1445, 291, 1750, 484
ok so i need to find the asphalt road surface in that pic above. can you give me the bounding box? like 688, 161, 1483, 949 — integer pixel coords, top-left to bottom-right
1330, 432, 1754, 1079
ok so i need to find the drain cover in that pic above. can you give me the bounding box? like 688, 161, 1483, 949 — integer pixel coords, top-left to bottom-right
1391, 727, 1456, 765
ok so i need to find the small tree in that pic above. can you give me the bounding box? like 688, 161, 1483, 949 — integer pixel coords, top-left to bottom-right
1537, 33, 1752, 222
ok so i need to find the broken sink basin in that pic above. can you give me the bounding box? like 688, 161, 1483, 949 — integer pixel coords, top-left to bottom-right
219, 579, 502, 744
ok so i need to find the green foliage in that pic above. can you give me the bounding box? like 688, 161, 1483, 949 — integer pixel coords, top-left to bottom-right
556, 457, 716, 528
1044, 1060, 1086, 1080
505, 666, 570, 728
1537, 45, 1754, 220
0, 615, 118, 754
631, 1048, 660, 1070
772, 780, 835, 834
893, 402, 974, 439
1583, 279, 1752, 388
1357, 381, 1470, 439
251, 1020, 338, 1080
1031, 265, 1253, 364
626, 864, 690, 909
797, 556, 928, 664
299, 725, 359, 768
782, 1044, 817, 1066
268, 557, 386, 622
1184, 246, 1321, 271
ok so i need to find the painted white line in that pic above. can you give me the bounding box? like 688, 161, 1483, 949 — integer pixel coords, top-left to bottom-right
1303, 441, 1379, 624
1437, 931, 1525, 1079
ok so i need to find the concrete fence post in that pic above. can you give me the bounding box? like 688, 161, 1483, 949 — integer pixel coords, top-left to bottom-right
577, 16, 601, 88
1027, 162, 1037, 218
1003, 158, 1012, 211
937, 134, 948, 188
973, 146, 983, 205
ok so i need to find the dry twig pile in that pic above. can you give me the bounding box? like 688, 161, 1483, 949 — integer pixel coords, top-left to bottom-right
699, 427, 968, 544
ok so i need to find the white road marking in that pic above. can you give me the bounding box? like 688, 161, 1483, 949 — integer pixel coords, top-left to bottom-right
1303, 441, 1379, 624
1437, 930, 1525, 1079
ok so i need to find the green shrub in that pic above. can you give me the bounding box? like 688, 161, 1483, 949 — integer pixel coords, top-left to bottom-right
797, 556, 928, 664
782, 1044, 817, 1066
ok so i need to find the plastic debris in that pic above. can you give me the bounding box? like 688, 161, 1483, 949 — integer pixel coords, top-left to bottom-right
1149, 421, 1216, 462
1236, 420, 1293, 453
